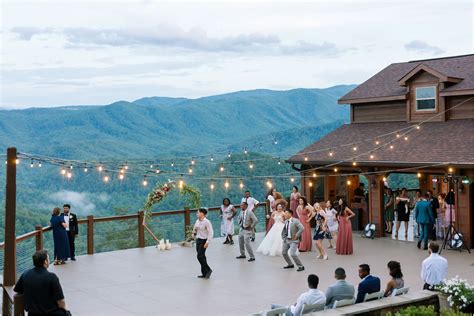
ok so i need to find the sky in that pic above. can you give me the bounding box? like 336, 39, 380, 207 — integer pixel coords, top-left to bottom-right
1, 0, 473, 109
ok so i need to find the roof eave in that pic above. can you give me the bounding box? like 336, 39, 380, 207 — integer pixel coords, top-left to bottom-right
338, 94, 407, 105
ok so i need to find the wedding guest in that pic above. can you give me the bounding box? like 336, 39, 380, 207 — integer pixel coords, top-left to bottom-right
266, 189, 276, 233
437, 193, 446, 239
50, 207, 70, 265
427, 190, 439, 240
290, 186, 301, 218
271, 274, 326, 316
257, 203, 286, 256
325, 267, 355, 307
236, 202, 258, 262
384, 188, 395, 234
62, 204, 78, 261
395, 188, 410, 240
324, 201, 338, 249
220, 198, 236, 245
309, 203, 328, 260
14, 250, 69, 315
421, 242, 448, 290
296, 196, 313, 252
355, 264, 381, 303
336, 199, 354, 255
241, 191, 259, 242
413, 189, 423, 238
384, 261, 404, 297
193, 208, 214, 279
415, 193, 434, 250
282, 210, 305, 271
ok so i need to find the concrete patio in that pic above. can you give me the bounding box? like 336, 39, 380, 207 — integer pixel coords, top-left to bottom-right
47, 233, 474, 316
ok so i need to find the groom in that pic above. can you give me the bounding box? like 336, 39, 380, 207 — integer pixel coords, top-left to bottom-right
282, 209, 305, 272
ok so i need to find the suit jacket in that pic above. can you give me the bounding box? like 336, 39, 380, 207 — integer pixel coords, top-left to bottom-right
281, 218, 304, 242
414, 200, 434, 224
356, 275, 381, 303
325, 280, 355, 307
238, 210, 257, 232
63, 212, 79, 235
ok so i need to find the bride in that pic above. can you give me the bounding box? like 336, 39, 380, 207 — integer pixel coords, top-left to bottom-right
257, 203, 287, 256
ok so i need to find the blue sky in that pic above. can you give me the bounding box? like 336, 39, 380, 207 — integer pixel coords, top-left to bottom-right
1, 0, 473, 108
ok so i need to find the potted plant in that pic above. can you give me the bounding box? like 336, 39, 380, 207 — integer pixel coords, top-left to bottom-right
181, 225, 195, 247
436, 276, 474, 313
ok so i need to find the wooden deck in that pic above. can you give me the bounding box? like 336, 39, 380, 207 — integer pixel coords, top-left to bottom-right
47, 233, 474, 316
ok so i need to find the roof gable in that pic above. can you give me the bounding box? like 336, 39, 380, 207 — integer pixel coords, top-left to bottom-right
398, 63, 463, 86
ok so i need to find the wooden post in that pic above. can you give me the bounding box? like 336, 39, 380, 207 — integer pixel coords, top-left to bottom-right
138, 211, 145, 248
367, 174, 385, 237
4, 147, 17, 286
87, 215, 94, 255
184, 207, 191, 233
13, 293, 25, 316
35, 225, 43, 251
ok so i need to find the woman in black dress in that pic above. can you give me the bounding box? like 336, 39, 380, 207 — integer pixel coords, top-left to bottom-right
50, 207, 70, 265
395, 188, 410, 240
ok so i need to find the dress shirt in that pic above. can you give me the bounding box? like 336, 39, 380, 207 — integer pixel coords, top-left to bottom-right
194, 218, 214, 242
291, 289, 326, 315
421, 253, 448, 286
242, 197, 259, 212
63, 214, 70, 231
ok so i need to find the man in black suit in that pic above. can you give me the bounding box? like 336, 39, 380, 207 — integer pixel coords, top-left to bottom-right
62, 204, 78, 261
355, 264, 381, 303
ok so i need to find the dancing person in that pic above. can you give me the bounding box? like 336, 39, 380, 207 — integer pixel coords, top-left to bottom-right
384, 188, 394, 234
270, 274, 326, 316
236, 202, 258, 262
14, 250, 69, 315
193, 208, 214, 279
282, 210, 305, 271
415, 193, 434, 250
62, 204, 78, 261
242, 191, 259, 242
324, 201, 338, 249
421, 242, 448, 290
266, 189, 276, 233
413, 189, 423, 238
50, 207, 70, 265
355, 264, 381, 304
309, 203, 328, 260
336, 199, 354, 255
325, 267, 355, 307
427, 190, 439, 241
296, 196, 313, 252
290, 186, 301, 218
220, 198, 236, 245
395, 188, 410, 240
384, 261, 404, 297
257, 203, 286, 256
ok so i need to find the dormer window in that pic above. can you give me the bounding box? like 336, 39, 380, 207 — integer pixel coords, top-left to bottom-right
415, 86, 437, 111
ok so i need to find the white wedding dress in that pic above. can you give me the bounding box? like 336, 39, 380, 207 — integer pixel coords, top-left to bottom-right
257, 212, 286, 256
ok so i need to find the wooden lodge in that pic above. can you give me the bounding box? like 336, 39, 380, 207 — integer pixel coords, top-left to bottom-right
288, 54, 474, 246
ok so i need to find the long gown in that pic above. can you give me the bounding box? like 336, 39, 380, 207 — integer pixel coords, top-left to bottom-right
336, 210, 353, 255
221, 204, 235, 235
297, 206, 312, 251
51, 214, 70, 261
290, 193, 300, 219
257, 212, 286, 256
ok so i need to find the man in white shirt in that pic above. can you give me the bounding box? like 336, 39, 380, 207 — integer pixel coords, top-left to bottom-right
421, 242, 448, 290
271, 274, 326, 316
193, 208, 214, 279
241, 191, 259, 241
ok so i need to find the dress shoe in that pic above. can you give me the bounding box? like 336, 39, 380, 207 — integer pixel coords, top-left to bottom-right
197, 275, 205, 278
71, 258, 76, 261
250, 237, 255, 242
297, 266, 305, 272
223, 240, 229, 244
236, 255, 246, 259
205, 270, 212, 279
283, 265, 295, 269
423, 245, 428, 250
248, 258, 255, 262
417, 241, 421, 249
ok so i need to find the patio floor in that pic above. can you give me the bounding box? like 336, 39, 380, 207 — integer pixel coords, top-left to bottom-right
48, 232, 474, 316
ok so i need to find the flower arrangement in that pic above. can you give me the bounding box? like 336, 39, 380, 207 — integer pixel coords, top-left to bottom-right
437, 276, 474, 311
143, 180, 175, 216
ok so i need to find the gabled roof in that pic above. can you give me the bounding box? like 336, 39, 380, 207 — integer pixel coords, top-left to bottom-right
288, 119, 474, 167
339, 54, 474, 104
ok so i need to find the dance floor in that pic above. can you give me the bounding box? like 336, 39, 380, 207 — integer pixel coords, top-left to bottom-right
49, 232, 474, 316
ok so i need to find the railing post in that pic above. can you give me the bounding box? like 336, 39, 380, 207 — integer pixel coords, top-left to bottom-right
265, 201, 271, 228
4, 147, 17, 287
87, 215, 94, 255
13, 293, 24, 316
34, 225, 43, 251
138, 211, 145, 248
184, 207, 191, 236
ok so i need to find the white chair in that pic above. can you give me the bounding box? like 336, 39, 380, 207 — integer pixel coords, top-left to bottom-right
392, 287, 409, 297
264, 306, 289, 316
363, 290, 384, 302
294, 302, 325, 316
332, 298, 355, 309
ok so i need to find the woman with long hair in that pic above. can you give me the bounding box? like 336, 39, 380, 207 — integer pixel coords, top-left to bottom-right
50, 207, 70, 265
309, 203, 328, 260
220, 198, 236, 245
384, 188, 395, 234
384, 261, 404, 297
296, 196, 313, 252
395, 188, 410, 240
266, 189, 276, 233
290, 186, 301, 219
336, 199, 355, 255
324, 200, 338, 249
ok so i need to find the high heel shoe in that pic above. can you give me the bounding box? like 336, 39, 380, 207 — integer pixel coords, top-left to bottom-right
323, 255, 328, 260
317, 254, 323, 259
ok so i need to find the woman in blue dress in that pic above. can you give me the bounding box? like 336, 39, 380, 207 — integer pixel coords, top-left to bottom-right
50, 207, 70, 265
309, 203, 328, 260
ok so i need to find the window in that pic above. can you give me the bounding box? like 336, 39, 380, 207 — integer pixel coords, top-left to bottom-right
415, 86, 436, 111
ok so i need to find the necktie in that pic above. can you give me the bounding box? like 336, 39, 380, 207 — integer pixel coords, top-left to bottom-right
286, 220, 290, 236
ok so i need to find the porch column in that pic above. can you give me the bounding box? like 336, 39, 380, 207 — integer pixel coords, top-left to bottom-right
367, 174, 385, 237
457, 169, 473, 249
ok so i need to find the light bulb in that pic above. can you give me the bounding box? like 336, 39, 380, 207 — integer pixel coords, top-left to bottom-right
220, 165, 224, 172
277, 159, 281, 165
191, 158, 195, 165
274, 139, 278, 145
119, 174, 125, 181
266, 181, 272, 188
155, 169, 160, 174
66, 172, 72, 179
30, 161, 34, 168
84, 166, 88, 172
416, 125, 421, 130
171, 161, 175, 167
375, 140, 380, 145
188, 167, 193, 174
383, 177, 387, 182
61, 168, 66, 175
389, 144, 394, 149
179, 180, 184, 188
150, 164, 154, 169
396, 134, 400, 138
15, 158, 20, 165
352, 161, 357, 166
404, 136, 408, 141
98, 165, 103, 172
309, 182, 313, 187
103, 175, 110, 183
69, 165, 73, 170
448, 167, 453, 173
417, 172, 422, 178
334, 168, 338, 172
304, 155, 308, 161
124, 163, 129, 170
353, 146, 357, 151
370, 154, 374, 159
312, 172, 317, 178
210, 155, 214, 161
249, 163, 254, 169
210, 183, 215, 190
143, 179, 148, 186
290, 177, 295, 182
224, 181, 229, 189
227, 151, 231, 158
239, 181, 244, 189
120, 168, 125, 174
347, 180, 351, 185
38, 162, 42, 168
329, 151, 333, 157
244, 148, 248, 154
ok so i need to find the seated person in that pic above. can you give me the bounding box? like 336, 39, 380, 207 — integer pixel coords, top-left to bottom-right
421, 241, 448, 290
325, 267, 355, 307
271, 274, 326, 316
384, 261, 404, 297
14, 249, 69, 316
355, 263, 381, 303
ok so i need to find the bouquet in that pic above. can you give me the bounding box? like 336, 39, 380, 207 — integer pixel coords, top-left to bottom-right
437, 276, 474, 311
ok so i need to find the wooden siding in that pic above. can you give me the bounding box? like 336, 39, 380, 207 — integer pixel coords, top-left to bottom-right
447, 95, 474, 120
408, 72, 443, 122
352, 101, 406, 123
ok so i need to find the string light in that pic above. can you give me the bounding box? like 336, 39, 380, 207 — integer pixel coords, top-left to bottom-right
448, 167, 453, 173
142, 176, 148, 187
210, 182, 215, 190
383, 177, 387, 182
191, 158, 195, 165
219, 165, 225, 172
124, 162, 129, 170
396, 134, 401, 138
227, 151, 231, 158
375, 140, 380, 145
352, 160, 357, 166
334, 168, 338, 172
352, 146, 357, 151
83, 165, 88, 172
370, 154, 375, 159
69, 165, 73, 170
277, 158, 281, 165
188, 166, 193, 174
15, 158, 20, 165
210, 155, 214, 162
290, 177, 295, 183
389, 144, 394, 149
119, 173, 125, 181
38, 161, 42, 168
329, 150, 333, 157
304, 155, 308, 161
179, 180, 184, 189
171, 161, 175, 167
66, 171, 72, 179
98, 165, 104, 172
266, 180, 273, 189
249, 162, 254, 169
273, 138, 278, 145
239, 180, 244, 189
312, 172, 317, 178
224, 180, 229, 189
30, 160, 34, 168
103, 174, 110, 183
347, 180, 351, 185
417, 172, 422, 178
120, 168, 125, 174
404, 136, 409, 141
155, 169, 160, 174
149, 163, 154, 169
244, 147, 248, 155
309, 182, 313, 187
416, 125, 421, 130
60, 167, 66, 175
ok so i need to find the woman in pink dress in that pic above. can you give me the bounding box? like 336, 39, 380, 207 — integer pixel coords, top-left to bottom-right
290, 186, 301, 219
296, 196, 313, 252
266, 189, 276, 234
336, 199, 355, 255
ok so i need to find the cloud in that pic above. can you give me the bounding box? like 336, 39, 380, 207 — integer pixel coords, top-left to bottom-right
404, 40, 445, 55
48, 190, 111, 214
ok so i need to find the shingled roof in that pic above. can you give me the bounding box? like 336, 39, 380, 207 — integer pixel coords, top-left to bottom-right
339, 54, 474, 104
288, 119, 474, 167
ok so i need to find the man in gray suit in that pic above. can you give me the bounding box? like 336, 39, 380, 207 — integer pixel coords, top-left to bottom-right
281, 209, 305, 271
325, 267, 355, 307
236, 202, 258, 262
